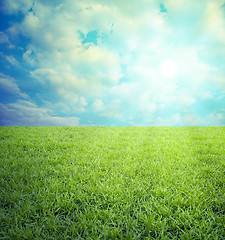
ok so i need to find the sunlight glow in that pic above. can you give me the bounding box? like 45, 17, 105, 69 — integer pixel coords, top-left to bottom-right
160, 59, 178, 78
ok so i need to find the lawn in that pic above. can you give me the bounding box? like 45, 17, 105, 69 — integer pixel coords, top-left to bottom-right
0, 127, 225, 239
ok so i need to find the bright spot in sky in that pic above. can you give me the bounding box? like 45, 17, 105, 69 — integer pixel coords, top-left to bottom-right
160, 59, 178, 78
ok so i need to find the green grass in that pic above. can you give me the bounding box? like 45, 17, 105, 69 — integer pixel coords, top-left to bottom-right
0, 127, 225, 239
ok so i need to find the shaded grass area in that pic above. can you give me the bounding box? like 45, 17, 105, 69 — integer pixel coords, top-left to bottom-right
0, 127, 225, 239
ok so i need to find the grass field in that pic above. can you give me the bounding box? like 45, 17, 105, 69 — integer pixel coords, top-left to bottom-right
0, 127, 225, 239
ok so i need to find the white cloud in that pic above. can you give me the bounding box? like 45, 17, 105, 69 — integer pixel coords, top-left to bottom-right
22, 12, 40, 35
101, 111, 123, 121
5, 55, 19, 66
0, 73, 29, 99
31, 68, 87, 92
29, 45, 122, 100
209, 110, 225, 126
153, 111, 225, 126
198, 91, 213, 100
2, 0, 34, 14
0, 32, 9, 44
9, 1, 220, 92
138, 93, 159, 113
198, 1, 225, 43
91, 99, 104, 112
172, 113, 181, 124
18, 3, 124, 100
79, 97, 87, 107
216, 113, 224, 120
0, 32, 14, 48
142, 113, 205, 126
0, 100, 79, 126
183, 114, 199, 126
99, 99, 124, 121
23, 49, 36, 66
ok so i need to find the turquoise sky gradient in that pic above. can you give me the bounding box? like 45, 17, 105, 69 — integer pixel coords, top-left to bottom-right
0, 0, 225, 126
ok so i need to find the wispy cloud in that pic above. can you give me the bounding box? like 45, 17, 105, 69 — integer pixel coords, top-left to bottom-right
4, 55, 19, 66
0, 100, 79, 126
0, 73, 28, 99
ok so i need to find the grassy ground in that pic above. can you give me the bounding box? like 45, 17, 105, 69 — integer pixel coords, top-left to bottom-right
0, 127, 225, 239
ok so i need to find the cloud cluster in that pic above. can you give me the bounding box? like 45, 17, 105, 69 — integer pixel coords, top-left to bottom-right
0, 0, 225, 125
2, 0, 34, 14
0, 74, 80, 126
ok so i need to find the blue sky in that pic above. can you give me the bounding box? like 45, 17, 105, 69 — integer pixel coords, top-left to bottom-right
0, 0, 225, 126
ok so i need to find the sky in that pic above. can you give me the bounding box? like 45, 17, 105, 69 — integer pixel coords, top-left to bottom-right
0, 0, 225, 126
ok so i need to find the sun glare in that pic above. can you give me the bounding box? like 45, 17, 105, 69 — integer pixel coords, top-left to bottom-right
160, 59, 177, 78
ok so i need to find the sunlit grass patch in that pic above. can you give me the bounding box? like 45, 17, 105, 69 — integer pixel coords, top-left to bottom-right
0, 127, 225, 239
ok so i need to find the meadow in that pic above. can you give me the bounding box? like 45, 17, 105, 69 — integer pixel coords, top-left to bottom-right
0, 127, 224, 239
